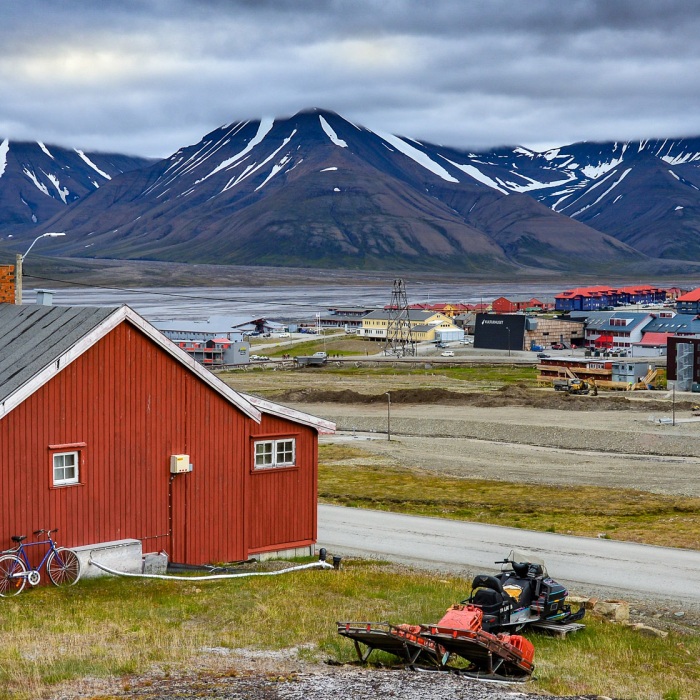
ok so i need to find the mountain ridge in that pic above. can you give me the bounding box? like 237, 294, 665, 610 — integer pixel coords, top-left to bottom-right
2, 109, 699, 275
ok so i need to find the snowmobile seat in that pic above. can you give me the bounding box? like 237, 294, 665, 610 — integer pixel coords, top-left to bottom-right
471, 574, 505, 595
469, 575, 507, 610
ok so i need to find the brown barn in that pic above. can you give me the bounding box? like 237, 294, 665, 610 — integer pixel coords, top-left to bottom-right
0, 304, 334, 565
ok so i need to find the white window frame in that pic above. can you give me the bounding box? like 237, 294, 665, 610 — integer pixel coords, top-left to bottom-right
254, 438, 296, 470
53, 451, 80, 486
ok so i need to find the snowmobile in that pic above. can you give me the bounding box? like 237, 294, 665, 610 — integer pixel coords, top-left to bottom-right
466, 549, 585, 633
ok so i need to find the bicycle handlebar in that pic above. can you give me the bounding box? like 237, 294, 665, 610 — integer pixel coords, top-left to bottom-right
32, 528, 59, 537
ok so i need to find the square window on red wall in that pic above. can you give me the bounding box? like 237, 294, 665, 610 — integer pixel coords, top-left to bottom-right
49, 443, 86, 487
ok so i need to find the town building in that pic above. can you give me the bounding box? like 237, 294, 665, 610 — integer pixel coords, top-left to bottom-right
359, 309, 461, 341
0, 304, 334, 567
318, 306, 375, 330
666, 336, 700, 391
491, 296, 551, 314
555, 285, 667, 312
474, 314, 583, 351
581, 312, 653, 351
675, 288, 700, 315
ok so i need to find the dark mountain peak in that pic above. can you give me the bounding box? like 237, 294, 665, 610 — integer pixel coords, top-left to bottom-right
0, 138, 153, 230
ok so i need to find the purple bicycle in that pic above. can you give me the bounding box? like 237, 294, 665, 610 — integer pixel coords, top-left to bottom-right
0, 528, 81, 596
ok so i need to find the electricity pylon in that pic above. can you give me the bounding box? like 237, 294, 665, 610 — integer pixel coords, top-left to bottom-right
384, 279, 416, 357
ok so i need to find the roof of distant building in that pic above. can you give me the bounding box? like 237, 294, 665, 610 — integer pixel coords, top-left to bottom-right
584, 312, 652, 332
363, 309, 442, 321
676, 288, 700, 302
637, 332, 672, 346
643, 313, 700, 333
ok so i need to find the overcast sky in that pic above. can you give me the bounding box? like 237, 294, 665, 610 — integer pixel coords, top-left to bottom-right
3, 0, 700, 158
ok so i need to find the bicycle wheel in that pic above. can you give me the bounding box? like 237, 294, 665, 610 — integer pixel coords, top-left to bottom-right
0, 554, 27, 596
47, 548, 81, 586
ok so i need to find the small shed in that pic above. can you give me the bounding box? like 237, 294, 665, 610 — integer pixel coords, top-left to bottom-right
0, 304, 334, 565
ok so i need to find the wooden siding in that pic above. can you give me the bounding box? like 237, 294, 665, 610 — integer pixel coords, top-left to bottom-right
246, 415, 318, 553
0, 321, 253, 565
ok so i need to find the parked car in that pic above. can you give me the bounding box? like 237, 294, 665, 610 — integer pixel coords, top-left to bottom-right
537, 352, 550, 359
551, 343, 564, 350
250, 354, 270, 361
312, 351, 327, 359
441, 350, 455, 357
277, 332, 290, 338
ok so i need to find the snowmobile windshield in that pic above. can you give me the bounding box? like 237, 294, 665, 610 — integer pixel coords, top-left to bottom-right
503, 549, 547, 577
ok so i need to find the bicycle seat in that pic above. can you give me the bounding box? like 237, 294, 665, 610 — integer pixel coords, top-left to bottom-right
11, 535, 26, 543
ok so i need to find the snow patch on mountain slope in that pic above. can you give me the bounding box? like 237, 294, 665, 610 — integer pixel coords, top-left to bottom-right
662, 151, 700, 165
75, 149, 112, 180
23, 168, 49, 196
580, 145, 627, 179
38, 142, 54, 159
0, 139, 8, 179
570, 168, 632, 218
375, 130, 459, 183
440, 157, 507, 193
255, 155, 291, 191
503, 171, 575, 193
319, 116, 347, 148
222, 129, 296, 193
202, 118, 275, 182
46, 173, 69, 203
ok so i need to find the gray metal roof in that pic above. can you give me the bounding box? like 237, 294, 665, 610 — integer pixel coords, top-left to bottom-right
362, 309, 439, 321
643, 313, 700, 334
0, 304, 117, 405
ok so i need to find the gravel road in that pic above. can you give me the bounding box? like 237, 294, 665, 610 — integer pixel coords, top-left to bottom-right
296, 402, 700, 497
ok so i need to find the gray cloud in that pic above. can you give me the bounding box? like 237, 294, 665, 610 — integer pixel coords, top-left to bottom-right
2, 0, 700, 156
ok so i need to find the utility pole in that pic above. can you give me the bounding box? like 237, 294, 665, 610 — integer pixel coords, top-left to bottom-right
385, 392, 391, 441
14, 232, 65, 305
14, 254, 22, 305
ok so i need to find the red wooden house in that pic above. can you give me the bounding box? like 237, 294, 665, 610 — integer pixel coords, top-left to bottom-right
0, 304, 334, 565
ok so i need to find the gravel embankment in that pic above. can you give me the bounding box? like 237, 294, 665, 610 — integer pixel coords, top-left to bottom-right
310, 407, 700, 458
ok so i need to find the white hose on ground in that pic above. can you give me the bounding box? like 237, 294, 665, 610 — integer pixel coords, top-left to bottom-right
88, 558, 334, 580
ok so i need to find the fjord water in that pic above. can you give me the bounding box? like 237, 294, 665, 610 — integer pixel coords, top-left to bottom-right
25, 283, 571, 321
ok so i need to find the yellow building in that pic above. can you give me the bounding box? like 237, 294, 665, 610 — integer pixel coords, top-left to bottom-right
360, 309, 460, 341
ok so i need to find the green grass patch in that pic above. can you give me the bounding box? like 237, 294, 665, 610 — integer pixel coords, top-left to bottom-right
0, 563, 698, 699
319, 448, 700, 549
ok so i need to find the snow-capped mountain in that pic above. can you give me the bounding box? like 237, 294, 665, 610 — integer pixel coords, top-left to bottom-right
19, 109, 644, 275
450, 138, 700, 260
0, 139, 154, 229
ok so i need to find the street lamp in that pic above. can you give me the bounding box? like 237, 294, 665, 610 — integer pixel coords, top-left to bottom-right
385, 392, 391, 441
506, 327, 511, 357
15, 232, 65, 305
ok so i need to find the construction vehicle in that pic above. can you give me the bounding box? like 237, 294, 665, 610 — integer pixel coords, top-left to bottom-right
553, 378, 593, 395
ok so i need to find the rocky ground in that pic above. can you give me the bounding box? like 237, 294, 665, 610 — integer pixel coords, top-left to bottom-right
52, 649, 614, 700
